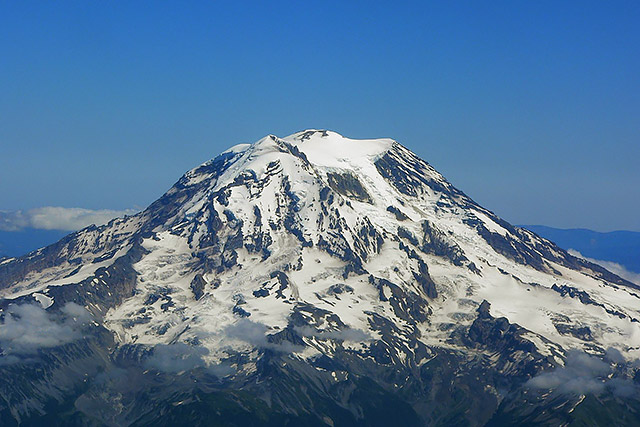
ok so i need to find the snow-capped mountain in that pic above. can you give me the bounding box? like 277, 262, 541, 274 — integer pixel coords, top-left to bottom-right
1, 130, 639, 425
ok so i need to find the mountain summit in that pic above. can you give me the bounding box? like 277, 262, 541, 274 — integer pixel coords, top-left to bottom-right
1, 130, 639, 425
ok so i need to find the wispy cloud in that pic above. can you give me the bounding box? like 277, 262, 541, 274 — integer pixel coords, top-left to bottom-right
0, 207, 137, 232
144, 343, 210, 373
0, 303, 91, 365
569, 249, 640, 285
143, 343, 235, 377
526, 349, 637, 397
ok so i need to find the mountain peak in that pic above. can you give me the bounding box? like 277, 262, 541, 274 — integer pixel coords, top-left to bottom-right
285, 129, 341, 141
279, 129, 395, 169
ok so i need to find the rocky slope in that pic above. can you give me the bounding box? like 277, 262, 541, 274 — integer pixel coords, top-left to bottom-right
1, 130, 639, 426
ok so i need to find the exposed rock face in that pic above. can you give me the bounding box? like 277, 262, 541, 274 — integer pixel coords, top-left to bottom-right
1, 130, 639, 425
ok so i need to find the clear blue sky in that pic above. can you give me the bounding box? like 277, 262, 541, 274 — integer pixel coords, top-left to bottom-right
1, 1, 638, 231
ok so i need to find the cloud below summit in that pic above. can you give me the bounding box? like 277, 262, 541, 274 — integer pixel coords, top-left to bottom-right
0, 207, 137, 232
568, 249, 640, 285
526, 349, 637, 397
0, 303, 92, 365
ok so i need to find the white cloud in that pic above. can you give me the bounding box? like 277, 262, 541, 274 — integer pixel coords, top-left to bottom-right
0, 207, 137, 232
526, 350, 637, 397
223, 318, 304, 353
0, 303, 91, 364
144, 343, 210, 373
569, 249, 640, 285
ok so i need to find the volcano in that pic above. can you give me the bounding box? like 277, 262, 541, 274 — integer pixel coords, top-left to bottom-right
1, 130, 639, 426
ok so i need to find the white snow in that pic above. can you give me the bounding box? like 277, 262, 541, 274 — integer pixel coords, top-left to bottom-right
32, 292, 54, 309
473, 210, 509, 237
283, 130, 394, 169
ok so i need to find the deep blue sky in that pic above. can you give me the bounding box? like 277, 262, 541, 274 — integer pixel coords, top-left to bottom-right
1, 1, 638, 231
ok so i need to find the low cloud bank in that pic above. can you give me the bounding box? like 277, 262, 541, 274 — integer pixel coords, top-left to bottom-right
144, 343, 210, 373
569, 249, 640, 285
223, 319, 371, 352
141, 319, 299, 375
143, 320, 371, 374
0, 207, 137, 232
527, 349, 637, 397
144, 343, 234, 377
0, 303, 91, 365
223, 318, 303, 353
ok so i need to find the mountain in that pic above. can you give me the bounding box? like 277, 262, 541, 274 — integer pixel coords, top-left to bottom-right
1, 130, 640, 426
522, 225, 640, 277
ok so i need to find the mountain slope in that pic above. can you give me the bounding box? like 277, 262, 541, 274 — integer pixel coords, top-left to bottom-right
1, 130, 639, 426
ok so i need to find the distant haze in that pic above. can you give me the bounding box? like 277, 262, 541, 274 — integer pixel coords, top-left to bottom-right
523, 225, 640, 282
